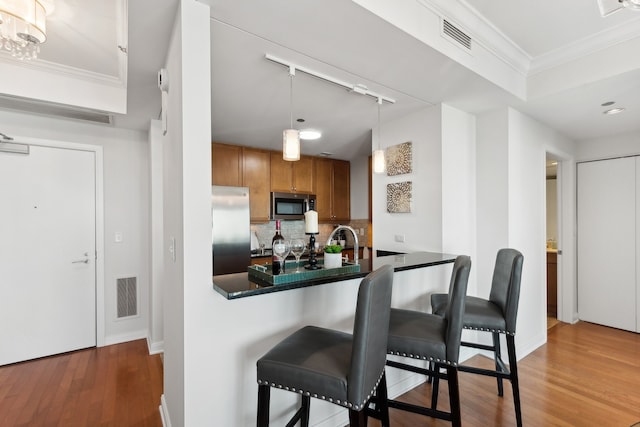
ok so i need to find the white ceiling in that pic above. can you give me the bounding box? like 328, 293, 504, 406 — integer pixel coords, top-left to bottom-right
207, 0, 640, 159
1, 0, 639, 160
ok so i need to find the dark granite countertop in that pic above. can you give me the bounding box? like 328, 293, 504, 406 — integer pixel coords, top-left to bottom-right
250, 245, 361, 259
213, 251, 457, 299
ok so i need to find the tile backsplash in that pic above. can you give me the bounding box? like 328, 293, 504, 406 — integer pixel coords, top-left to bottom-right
252, 219, 370, 249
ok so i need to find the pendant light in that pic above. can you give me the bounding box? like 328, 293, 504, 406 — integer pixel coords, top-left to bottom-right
373, 97, 385, 174
282, 66, 300, 161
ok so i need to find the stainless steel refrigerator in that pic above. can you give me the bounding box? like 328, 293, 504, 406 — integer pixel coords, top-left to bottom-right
212, 185, 251, 275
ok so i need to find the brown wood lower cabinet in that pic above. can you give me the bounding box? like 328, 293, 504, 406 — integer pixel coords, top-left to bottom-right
341, 247, 363, 262
250, 256, 271, 266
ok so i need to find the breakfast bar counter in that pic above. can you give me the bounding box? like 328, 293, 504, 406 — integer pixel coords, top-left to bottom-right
212, 251, 457, 299
208, 250, 459, 426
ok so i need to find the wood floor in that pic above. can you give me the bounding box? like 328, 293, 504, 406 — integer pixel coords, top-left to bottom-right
0, 339, 163, 427
371, 321, 640, 427
0, 322, 638, 426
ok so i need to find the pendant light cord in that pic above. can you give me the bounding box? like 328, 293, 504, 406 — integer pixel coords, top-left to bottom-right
289, 72, 294, 129
377, 97, 382, 149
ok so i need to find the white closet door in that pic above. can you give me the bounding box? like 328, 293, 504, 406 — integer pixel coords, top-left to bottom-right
577, 157, 636, 331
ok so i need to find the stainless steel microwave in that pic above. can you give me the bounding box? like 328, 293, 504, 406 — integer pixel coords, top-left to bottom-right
271, 192, 316, 220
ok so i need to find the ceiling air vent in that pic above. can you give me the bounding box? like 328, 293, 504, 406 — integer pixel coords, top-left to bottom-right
442, 19, 472, 50
0, 94, 113, 125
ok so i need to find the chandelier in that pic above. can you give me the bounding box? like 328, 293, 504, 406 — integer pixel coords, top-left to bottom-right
0, 0, 48, 60
621, 0, 640, 10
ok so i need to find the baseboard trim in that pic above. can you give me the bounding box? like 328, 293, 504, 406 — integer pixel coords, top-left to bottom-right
102, 329, 148, 347
147, 337, 164, 355
160, 394, 171, 427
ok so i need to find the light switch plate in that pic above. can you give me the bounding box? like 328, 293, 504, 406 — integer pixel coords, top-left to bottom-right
394, 234, 405, 243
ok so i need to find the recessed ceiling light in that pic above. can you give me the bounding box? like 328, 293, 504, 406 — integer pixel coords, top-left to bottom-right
299, 129, 322, 140
601, 101, 615, 107
296, 118, 305, 123
603, 107, 626, 115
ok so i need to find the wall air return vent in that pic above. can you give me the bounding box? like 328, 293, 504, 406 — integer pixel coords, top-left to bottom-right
442, 19, 472, 50
117, 277, 138, 318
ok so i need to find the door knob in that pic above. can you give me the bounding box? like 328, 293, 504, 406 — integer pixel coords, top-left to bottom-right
72, 252, 90, 264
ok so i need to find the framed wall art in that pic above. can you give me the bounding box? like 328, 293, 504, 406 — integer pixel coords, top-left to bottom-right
387, 181, 412, 213
386, 141, 412, 176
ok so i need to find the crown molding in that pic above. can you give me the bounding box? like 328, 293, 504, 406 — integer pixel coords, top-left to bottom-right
417, 0, 531, 75
529, 15, 640, 75
0, 52, 125, 88
417, 0, 640, 81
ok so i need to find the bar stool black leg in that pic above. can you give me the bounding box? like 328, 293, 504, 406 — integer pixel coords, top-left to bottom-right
257, 385, 270, 427
300, 395, 310, 427
431, 363, 440, 410
507, 335, 522, 427
375, 372, 390, 427
492, 332, 504, 397
348, 408, 367, 427
446, 366, 462, 427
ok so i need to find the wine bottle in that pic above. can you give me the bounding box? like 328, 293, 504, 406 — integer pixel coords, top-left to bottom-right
271, 220, 283, 275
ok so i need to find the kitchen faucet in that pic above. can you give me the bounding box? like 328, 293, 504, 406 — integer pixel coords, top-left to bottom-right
326, 225, 359, 265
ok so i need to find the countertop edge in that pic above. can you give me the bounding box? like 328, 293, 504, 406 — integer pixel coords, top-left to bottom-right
213, 251, 457, 300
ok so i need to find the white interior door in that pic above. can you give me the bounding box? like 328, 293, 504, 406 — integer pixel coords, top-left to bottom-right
0, 143, 96, 365
577, 157, 636, 331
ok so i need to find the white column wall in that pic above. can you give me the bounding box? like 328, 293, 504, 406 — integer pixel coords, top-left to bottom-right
476, 107, 576, 358
160, 3, 186, 424
148, 120, 164, 354
160, 0, 214, 425
475, 109, 509, 298
441, 104, 476, 263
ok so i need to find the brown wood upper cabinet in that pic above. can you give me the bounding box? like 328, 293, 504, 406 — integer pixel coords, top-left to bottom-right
211, 142, 242, 186
270, 153, 314, 193
314, 158, 350, 222
211, 143, 271, 223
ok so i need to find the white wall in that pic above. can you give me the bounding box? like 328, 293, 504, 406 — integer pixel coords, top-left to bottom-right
441, 104, 476, 258
575, 131, 640, 161
148, 120, 164, 354
441, 103, 477, 299
373, 105, 442, 253
160, 4, 186, 425
476, 109, 509, 296
160, 0, 212, 425
0, 109, 151, 346
476, 107, 576, 357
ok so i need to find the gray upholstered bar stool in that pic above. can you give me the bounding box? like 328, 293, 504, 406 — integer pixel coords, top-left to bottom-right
385, 255, 471, 427
256, 265, 394, 427
431, 248, 524, 427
